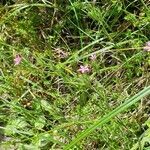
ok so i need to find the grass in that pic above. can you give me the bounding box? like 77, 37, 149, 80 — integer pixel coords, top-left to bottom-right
0, 0, 150, 149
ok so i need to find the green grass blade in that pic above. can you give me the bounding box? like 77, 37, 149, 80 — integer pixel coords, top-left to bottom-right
64, 86, 150, 150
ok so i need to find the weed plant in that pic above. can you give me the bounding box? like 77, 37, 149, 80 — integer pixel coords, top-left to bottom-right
0, 0, 150, 149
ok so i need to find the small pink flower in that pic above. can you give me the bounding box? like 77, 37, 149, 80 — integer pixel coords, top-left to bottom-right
14, 54, 22, 65
78, 65, 90, 73
89, 53, 97, 61
144, 41, 150, 51
146, 41, 150, 47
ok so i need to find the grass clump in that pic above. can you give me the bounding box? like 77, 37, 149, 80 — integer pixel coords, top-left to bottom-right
0, 0, 150, 149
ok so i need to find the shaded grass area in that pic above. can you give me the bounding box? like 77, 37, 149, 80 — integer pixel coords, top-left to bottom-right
0, 0, 150, 149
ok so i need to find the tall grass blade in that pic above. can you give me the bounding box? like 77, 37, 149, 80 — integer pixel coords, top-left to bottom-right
64, 86, 150, 149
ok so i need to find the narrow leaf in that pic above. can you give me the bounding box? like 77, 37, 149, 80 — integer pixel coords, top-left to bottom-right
64, 86, 150, 149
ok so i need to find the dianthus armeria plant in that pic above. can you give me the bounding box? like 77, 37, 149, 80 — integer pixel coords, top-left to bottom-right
144, 41, 150, 52
78, 65, 91, 73
0, 0, 150, 150
14, 54, 22, 65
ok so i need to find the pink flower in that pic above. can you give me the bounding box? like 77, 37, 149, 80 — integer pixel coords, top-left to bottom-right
78, 65, 90, 73
89, 53, 97, 61
143, 41, 150, 51
146, 41, 150, 47
14, 54, 22, 65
